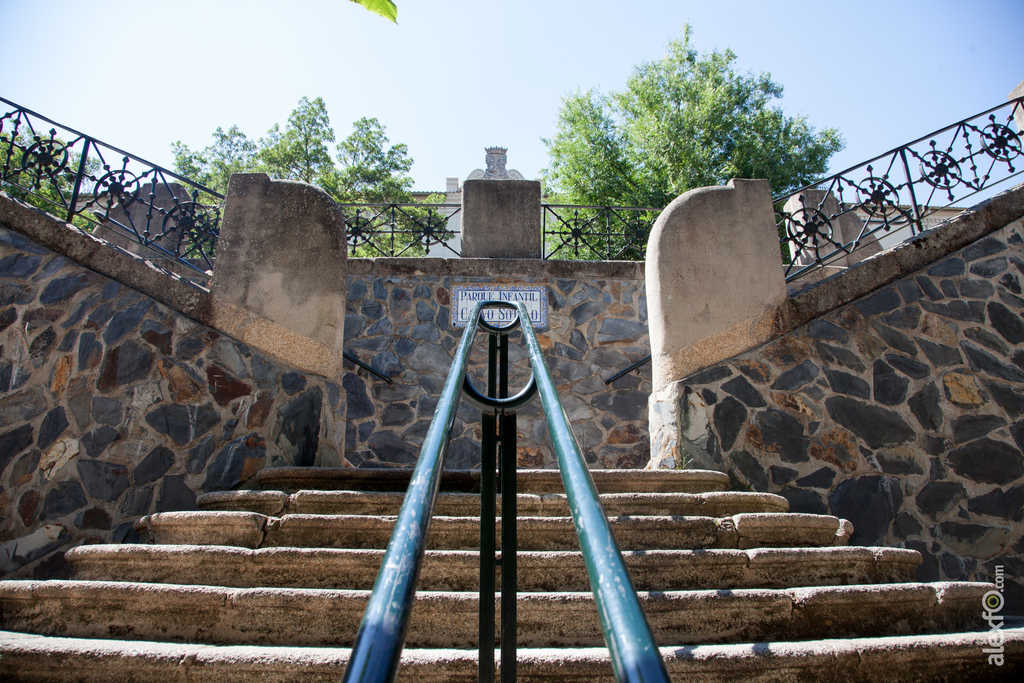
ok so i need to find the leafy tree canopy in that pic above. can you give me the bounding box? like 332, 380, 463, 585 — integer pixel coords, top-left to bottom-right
349, 0, 397, 23
542, 26, 844, 208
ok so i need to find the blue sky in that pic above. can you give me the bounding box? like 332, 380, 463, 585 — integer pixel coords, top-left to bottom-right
2, 0, 1022, 193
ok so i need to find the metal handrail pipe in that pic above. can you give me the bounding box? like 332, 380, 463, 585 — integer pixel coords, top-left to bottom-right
512, 301, 670, 683
340, 299, 492, 683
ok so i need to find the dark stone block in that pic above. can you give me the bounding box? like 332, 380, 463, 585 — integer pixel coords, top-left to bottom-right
0, 424, 34, 475
885, 354, 929, 379
962, 237, 1006, 261
999, 272, 1022, 295
729, 450, 768, 491
0, 253, 42, 278
872, 360, 909, 406
815, 342, 866, 372
880, 306, 921, 330
825, 396, 916, 449
395, 337, 417, 358
91, 397, 122, 426
411, 323, 441, 342
186, 436, 216, 474
57, 330, 78, 353
795, 467, 835, 488
828, 475, 903, 545
947, 438, 1024, 485
0, 281, 35, 306
591, 391, 648, 421
906, 540, 940, 581
277, 388, 322, 467
0, 307, 17, 334
367, 430, 418, 465
872, 323, 918, 356
780, 488, 828, 515
86, 303, 115, 330
908, 383, 943, 432
77, 460, 129, 502
753, 409, 809, 463
360, 299, 384, 321
77, 332, 102, 372
897, 279, 924, 305
961, 341, 1024, 382
79, 426, 120, 459
771, 465, 799, 485
597, 319, 647, 344
701, 388, 717, 405
875, 451, 924, 475
988, 302, 1024, 344
929, 258, 966, 277
371, 351, 401, 378
350, 336, 391, 352
893, 512, 922, 538
959, 279, 995, 299
102, 300, 151, 345
97, 341, 153, 391
157, 475, 197, 512
365, 317, 393, 337
569, 329, 587, 353
923, 435, 948, 458
144, 404, 220, 446
964, 327, 1010, 355
140, 320, 172, 354
571, 301, 603, 325
280, 372, 306, 396
686, 366, 732, 385
824, 369, 870, 399
920, 300, 986, 323
29, 327, 56, 366
854, 288, 901, 315
916, 338, 963, 368
76, 507, 112, 530
984, 381, 1024, 419
805, 320, 848, 342
371, 278, 387, 301
970, 257, 1007, 278
915, 276, 943, 301
202, 433, 267, 491
721, 376, 766, 408
415, 301, 435, 322
37, 408, 69, 451
249, 355, 279, 388
134, 445, 175, 484
121, 486, 153, 516
382, 403, 415, 427
951, 414, 1007, 444
206, 365, 251, 406
771, 360, 819, 391
41, 480, 87, 519
713, 396, 747, 451
348, 279, 367, 301
39, 272, 95, 305
968, 486, 1024, 522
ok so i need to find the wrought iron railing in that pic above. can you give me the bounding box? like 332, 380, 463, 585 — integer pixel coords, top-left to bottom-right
341, 300, 669, 683
543, 204, 661, 260
341, 202, 461, 257
0, 97, 223, 278
776, 97, 1024, 281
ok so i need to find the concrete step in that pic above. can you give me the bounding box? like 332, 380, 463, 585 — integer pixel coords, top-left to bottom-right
66, 545, 920, 591
252, 467, 731, 494
3, 628, 1020, 682
0, 580, 991, 648
196, 490, 789, 517
135, 511, 853, 551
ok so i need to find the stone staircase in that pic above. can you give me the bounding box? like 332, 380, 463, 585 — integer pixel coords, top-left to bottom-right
0, 466, 1021, 681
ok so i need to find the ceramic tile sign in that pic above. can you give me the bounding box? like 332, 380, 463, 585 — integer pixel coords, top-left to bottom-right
451, 284, 548, 328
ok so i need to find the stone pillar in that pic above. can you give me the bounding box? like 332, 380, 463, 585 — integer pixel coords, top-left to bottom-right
1009, 78, 1024, 132
646, 179, 788, 394
460, 179, 542, 258
783, 189, 880, 268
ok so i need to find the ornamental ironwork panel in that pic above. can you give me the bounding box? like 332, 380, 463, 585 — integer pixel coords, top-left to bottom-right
340, 203, 461, 257
1, 97, 222, 278
776, 98, 1024, 282
542, 205, 660, 260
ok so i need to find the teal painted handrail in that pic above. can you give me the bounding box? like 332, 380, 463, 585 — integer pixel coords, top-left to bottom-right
514, 301, 670, 682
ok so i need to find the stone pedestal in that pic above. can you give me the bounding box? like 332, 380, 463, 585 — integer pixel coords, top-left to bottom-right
460, 179, 541, 258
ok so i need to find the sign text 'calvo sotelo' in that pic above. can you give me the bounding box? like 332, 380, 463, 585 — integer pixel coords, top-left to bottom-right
451, 284, 549, 328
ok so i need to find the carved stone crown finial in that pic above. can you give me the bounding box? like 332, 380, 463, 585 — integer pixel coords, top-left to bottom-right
483, 147, 508, 180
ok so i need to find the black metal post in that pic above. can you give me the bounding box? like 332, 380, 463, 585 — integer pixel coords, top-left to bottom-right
899, 147, 925, 235
479, 334, 498, 683
498, 332, 517, 683
66, 138, 90, 224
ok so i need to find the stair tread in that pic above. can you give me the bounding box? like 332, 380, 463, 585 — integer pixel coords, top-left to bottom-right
0, 579, 992, 648
66, 544, 920, 590
252, 467, 731, 494
3, 628, 1021, 681
197, 489, 790, 517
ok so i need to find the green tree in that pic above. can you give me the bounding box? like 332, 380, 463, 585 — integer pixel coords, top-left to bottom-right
348, 0, 397, 23
336, 117, 413, 203
257, 96, 336, 186
171, 125, 257, 195
543, 26, 844, 209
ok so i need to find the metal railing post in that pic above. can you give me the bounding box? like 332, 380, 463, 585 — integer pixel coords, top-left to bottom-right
497, 331, 517, 682
478, 334, 498, 683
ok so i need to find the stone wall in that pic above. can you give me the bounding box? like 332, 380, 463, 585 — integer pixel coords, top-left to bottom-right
342, 258, 651, 470
0, 225, 343, 579
649, 214, 1024, 609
